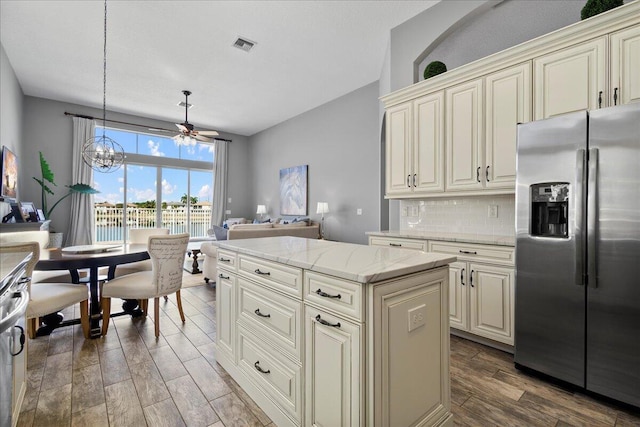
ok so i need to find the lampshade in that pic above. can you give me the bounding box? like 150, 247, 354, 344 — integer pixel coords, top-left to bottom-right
256, 205, 267, 215
316, 202, 329, 215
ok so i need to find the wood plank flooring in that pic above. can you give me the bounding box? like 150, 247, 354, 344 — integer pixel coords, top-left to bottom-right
16, 272, 640, 427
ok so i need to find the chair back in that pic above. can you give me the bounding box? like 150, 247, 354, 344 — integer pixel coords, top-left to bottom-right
0, 242, 40, 293
148, 233, 189, 295
0, 230, 49, 250
129, 228, 169, 244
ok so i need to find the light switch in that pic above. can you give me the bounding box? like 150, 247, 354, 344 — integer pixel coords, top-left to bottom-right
488, 205, 498, 218
356, 208, 362, 215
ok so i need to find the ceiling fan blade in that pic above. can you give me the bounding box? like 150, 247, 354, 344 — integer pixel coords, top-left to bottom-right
194, 134, 213, 142
148, 128, 172, 133
176, 123, 188, 133
197, 130, 219, 136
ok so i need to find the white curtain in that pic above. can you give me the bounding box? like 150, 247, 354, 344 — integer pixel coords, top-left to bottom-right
211, 139, 228, 227
66, 117, 96, 246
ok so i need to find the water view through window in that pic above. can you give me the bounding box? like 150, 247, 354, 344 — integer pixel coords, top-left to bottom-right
93, 127, 214, 242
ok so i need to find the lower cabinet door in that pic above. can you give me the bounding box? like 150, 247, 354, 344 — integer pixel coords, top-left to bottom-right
216, 269, 236, 360
448, 261, 468, 331
468, 263, 514, 345
304, 305, 361, 427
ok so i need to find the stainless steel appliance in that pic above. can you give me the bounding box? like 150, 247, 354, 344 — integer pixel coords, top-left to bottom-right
515, 102, 640, 408
0, 256, 30, 427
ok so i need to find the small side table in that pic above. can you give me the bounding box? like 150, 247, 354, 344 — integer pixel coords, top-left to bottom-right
184, 242, 202, 274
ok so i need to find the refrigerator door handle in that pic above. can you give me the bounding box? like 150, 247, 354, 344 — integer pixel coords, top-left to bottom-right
587, 148, 599, 288
575, 149, 586, 287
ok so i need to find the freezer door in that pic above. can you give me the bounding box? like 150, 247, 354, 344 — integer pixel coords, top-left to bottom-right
586, 103, 640, 407
514, 111, 587, 387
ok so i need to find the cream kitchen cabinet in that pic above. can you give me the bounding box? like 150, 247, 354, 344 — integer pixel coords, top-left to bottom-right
484, 62, 531, 189
534, 37, 606, 120
428, 240, 514, 346
445, 79, 483, 192
215, 249, 238, 363
368, 235, 428, 251
215, 238, 454, 427
610, 24, 640, 105
385, 92, 444, 197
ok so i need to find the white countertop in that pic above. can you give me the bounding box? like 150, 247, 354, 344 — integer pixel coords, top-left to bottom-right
214, 236, 456, 284
366, 230, 515, 247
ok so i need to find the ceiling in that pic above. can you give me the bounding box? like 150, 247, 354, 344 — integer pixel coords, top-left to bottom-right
0, 1, 439, 136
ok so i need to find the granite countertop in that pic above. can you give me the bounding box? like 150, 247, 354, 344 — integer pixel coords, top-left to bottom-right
366, 230, 515, 247
214, 236, 456, 284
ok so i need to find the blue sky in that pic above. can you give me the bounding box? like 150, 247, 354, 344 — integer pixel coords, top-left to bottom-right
93, 129, 213, 205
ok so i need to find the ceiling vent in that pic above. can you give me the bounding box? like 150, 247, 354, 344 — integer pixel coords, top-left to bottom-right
177, 101, 193, 109
233, 37, 256, 52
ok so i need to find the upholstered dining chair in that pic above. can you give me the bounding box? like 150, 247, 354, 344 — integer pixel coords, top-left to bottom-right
112, 228, 170, 278
101, 233, 189, 338
0, 242, 90, 339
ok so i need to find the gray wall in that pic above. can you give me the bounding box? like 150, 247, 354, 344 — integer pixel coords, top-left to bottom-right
18, 96, 252, 237
419, 0, 585, 78
0, 43, 24, 217
247, 82, 379, 244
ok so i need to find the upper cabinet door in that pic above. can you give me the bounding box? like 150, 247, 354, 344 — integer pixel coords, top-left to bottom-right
446, 79, 483, 191
610, 24, 640, 106
534, 37, 606, 120
413, 92, 445, 193
385, 102, 413, 197
485, 62, 532, 189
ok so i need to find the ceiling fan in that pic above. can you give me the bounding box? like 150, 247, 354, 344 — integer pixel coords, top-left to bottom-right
172, 90, 218, 144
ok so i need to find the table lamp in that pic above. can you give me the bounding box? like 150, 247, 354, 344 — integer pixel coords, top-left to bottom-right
316, 202, 329, 239
256, 204, 267, 220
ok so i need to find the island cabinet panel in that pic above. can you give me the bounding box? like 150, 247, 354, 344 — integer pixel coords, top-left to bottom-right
610, 24, 640, 105
215, 238, 453, 427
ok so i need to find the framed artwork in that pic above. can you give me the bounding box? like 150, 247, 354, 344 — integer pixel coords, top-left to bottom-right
279, 165, 308, 216
20, 201, 37, 222
1, 145, 18, 199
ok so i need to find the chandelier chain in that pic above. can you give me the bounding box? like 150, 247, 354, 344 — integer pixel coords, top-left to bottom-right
102, 0, 107, 137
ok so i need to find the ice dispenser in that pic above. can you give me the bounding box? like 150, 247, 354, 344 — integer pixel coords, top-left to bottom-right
530, 183, 569, 238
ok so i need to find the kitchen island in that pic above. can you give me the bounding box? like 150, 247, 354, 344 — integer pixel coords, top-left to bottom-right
213, 236, 456, 427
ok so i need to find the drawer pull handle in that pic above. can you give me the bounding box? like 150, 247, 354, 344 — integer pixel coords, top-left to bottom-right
218, 273, 230, 280
316, 289, 341, 299
254, 308, 271, 318
219, 257, 231, 262
316, 314, 341, 328
10, 325, 25, 357
18, 277, 31, 284
389, 243, 402, 247
470, 270, 475, 288
459, 250, 477, 255
461, 268, 465, 286
254, 269, 270, 276
254, 361, 270, 374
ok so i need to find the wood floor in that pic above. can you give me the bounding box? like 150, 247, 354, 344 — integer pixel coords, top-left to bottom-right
16, 272, 640, 427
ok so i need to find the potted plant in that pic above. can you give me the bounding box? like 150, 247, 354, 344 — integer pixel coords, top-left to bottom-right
32, 151, 99, 247
581, 0, 623, 20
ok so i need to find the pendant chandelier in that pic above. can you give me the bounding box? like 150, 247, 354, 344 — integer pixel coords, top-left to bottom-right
82, 0, 124, 173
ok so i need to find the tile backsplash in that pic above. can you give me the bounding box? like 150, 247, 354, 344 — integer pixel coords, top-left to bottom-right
399, 195, 515, 237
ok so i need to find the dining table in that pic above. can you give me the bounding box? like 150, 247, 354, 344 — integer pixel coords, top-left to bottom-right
35, 244, 150, 338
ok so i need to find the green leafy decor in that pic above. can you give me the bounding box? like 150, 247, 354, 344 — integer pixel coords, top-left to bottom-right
32, 151, 99, 220
424, 61, 447, 80
581, 0, 623, 20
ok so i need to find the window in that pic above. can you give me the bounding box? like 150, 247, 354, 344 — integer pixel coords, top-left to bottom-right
93, 127, 214, 242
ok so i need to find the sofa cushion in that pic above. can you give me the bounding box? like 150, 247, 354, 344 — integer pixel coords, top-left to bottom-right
212, 225, 228, 241
273, 222, 308, 228
231, 223, 273, 230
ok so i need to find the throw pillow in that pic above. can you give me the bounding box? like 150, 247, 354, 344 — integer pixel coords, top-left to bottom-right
212, 225, 228, 241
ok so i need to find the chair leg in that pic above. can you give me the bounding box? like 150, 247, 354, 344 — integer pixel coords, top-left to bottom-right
141, 299, 148, 316
101, 297, 112, 336
27, 317, 38, 339
79, 300, 90, 339
154, 297, 160, 338
176, 290, 186, 323
163, 295, 168, 301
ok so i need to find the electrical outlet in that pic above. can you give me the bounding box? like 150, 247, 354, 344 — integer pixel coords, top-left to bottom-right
225, 210, 231, 215
356, 208, 362, 215
228, 197, 232, 203
488, 205, 498, 218
408, 304, 426, 332
402, 207, 408, 217
411, 206, 419, 217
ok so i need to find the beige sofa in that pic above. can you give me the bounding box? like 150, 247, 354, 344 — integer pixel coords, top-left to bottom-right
200, 221, 320, 283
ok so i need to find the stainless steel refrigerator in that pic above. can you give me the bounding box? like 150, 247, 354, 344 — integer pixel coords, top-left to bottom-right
514, 102, 640, 408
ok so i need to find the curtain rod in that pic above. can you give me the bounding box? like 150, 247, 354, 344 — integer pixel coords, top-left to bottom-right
63, 112, 232, 142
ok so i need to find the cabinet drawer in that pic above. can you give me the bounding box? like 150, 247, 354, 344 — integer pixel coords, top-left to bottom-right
369, 236, 427, 251
304, 271, 363, 322
217, 249, 237, 271
238, 277, 303, 360
428, 240, 514, 265
238, 255, 303, 298
237, 326, 302, 423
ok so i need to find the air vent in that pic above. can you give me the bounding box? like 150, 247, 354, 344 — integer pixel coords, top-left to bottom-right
233, 37, 256, 52
177, 102, 193, 109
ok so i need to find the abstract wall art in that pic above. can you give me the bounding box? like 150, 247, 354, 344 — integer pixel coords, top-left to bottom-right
279, 165, 307, 216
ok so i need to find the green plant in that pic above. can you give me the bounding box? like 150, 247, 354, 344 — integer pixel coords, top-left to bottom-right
32, 151, 99, 221
581, 0, 623, 20
424, 61, 447, 80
